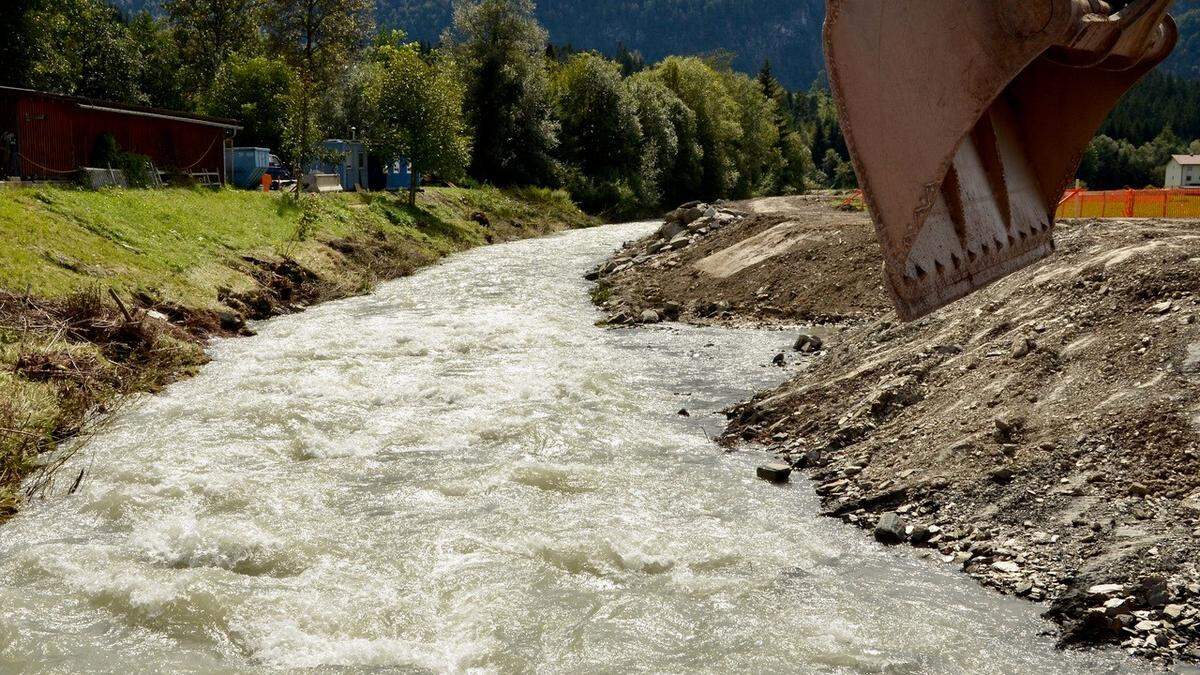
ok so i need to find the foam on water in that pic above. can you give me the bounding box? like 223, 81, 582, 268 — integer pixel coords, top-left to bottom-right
0, 223, 1143, 673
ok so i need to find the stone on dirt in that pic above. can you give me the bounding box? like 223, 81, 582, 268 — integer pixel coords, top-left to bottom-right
793, 334, 824, 353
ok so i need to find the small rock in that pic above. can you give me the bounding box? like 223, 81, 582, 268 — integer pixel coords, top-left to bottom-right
1146, 300, 1173, 315
772, 353, 786, 367
1164, 604, 1185, 620
217, 311, 245, 332
1104, 598, 1128, 616
1011, 337, 1036, 359
990, 466, 1015, 484
640, 309, 661, 324
874, 512, 906, 545
992, 560, 1021, 574
1129, 482, 1150, 497
1088, 584, 1126, 597
677, 408, 690, 417
757, 462, 792, 484
793, 334, 825, 353
909, 524, 933, 545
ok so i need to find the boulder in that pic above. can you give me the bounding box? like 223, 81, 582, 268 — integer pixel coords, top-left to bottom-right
657, 221, 686, 241
757, 462, 792, 483
640, 309, 661, 324
874, 512, 906, 545
793, 334, 824, 353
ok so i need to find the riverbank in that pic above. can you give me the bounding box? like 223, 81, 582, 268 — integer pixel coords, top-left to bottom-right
591, 195, 1200, 664
0, 185, 597, 519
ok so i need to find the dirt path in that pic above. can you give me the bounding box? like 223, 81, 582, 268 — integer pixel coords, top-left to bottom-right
592, 195, 1200, 665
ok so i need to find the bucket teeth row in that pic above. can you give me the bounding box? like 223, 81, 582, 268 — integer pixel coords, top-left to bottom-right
825, 0, 1176, 320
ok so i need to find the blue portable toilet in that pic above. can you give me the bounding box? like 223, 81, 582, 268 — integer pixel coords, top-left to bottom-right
226, 147, 271, 189
310, 140, 368, 191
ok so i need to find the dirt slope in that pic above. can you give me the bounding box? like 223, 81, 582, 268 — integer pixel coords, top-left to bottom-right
594, 196, 1200, 664
591, 195, 891, 325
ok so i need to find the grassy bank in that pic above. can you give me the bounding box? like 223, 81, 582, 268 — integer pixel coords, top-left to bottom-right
0, 184, 597, 518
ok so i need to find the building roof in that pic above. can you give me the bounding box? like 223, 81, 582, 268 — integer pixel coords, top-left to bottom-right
0, 86, 241, 131
1171, 155, 1200, 166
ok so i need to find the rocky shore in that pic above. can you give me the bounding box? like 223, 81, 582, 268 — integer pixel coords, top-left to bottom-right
591, 195, 1200, 665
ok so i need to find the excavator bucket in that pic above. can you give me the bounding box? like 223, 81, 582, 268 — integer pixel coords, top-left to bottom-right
825, 0, 1177, 320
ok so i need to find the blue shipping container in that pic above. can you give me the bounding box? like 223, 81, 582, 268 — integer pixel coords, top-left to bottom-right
227, 147, 271, 189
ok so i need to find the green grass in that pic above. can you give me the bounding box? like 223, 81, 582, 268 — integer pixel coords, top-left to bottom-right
0, 184, 595, 309
0, 183, 596, 519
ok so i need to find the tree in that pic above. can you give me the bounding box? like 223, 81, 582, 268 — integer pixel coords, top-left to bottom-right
628, 77, 691, 208
445, 0, 558, 186
642, 56, 742, 199
721, 68, 781, 197
615, 43, 646, 77
263, 0, 375, 170
200, 56, 294, 150
128, 12, 186, 110
164, 0, 264, 98
22, 0, 145, 103
0, 1, 37, 88
552, 53, 642, 181
360, 43, 472, 205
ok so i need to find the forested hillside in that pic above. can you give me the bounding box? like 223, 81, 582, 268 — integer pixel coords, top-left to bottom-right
40, 0, 1200, 191
104, 0, 1200, 88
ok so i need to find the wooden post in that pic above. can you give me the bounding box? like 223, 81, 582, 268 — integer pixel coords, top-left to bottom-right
1125, 189, 1135, 218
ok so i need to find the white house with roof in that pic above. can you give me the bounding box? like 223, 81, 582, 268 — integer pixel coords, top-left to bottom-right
1165, 155, 1200, 188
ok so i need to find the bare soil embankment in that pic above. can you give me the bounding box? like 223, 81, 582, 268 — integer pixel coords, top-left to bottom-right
591, 195, 1200, 664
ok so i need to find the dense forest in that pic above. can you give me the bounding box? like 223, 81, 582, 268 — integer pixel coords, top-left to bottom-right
4, 0, 1200, 205
0, 0, 856, 216
103, 0, 1200, 89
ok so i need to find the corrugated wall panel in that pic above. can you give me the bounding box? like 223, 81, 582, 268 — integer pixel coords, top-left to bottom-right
5, 91, 230, 181
17, 97, 76, 178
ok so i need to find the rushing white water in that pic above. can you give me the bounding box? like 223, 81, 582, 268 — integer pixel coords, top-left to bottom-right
0, 223, 1142, 673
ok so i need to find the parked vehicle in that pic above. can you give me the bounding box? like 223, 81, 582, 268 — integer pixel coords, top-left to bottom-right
265, 155, 295, 191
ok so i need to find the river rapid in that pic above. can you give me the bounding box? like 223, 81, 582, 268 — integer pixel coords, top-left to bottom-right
0, 223, 1141, 673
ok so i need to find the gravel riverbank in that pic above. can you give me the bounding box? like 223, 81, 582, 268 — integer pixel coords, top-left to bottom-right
591, 195, 1200, 666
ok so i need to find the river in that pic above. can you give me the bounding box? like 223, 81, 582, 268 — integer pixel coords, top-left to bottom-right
0, 223, 1140, 673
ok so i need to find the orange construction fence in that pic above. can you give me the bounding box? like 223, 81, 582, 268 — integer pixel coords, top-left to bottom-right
832, 187, 1200, 220
1056, 187, 1200, 219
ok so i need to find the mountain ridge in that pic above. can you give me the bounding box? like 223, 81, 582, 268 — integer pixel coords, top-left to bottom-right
108, 0, 1200, 89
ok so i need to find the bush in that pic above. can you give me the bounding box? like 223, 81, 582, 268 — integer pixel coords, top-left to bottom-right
90, 133, 155, 188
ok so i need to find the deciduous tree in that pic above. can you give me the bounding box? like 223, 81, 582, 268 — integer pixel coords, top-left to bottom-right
263, 0, 375, 170
359, 43, 471, 205
445, 0, 558, 185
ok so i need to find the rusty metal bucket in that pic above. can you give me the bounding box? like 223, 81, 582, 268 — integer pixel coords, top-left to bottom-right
825, 0, 1177, 320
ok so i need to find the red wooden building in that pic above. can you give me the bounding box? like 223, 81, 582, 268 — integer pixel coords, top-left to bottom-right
0, 86, 241, 183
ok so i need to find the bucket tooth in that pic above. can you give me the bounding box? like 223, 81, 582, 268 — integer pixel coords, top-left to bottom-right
825, 0, 1177, 320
